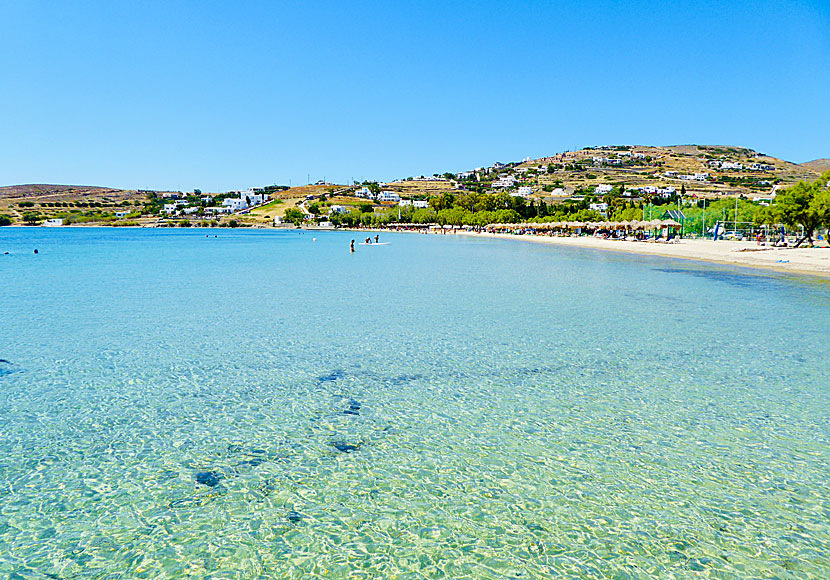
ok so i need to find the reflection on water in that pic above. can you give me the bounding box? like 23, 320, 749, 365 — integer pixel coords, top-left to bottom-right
0, 228, 829, 579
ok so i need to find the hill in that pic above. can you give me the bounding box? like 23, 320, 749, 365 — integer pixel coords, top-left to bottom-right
801, 159, 830, 173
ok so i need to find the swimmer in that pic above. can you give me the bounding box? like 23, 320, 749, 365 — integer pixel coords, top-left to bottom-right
33, 249, 38, 254
365, 237, 371, 244
374, 234, 379, 243
350, 240, 355, 253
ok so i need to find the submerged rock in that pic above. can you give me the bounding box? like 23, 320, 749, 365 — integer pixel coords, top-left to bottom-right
287, 511, 303, 524
195, 471, 222, 487
332, 441, 361, 453
318, 369, 345, 383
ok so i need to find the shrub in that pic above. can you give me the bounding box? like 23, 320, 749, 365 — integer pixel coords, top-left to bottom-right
0, 215, 12, 226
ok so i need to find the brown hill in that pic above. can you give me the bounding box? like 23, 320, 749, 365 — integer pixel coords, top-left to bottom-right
801, 159, 830, 173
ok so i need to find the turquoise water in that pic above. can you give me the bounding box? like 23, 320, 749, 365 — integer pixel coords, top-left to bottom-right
1, 227, 829, 579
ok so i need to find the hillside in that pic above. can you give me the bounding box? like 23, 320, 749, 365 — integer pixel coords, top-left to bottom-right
801, 159, 830, 173
0, 145, 825, 226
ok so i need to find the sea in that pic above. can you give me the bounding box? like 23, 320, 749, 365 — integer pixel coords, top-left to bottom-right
1, 227, 828, 579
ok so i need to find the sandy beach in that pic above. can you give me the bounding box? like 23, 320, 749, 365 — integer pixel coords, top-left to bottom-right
453, 231, 830, 278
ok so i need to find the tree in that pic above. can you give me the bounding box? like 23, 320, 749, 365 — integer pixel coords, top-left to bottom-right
283, 207, 304, 225
194, 189, 202, 195
308, 202, 321, 215
0, 215, 12, 226
22, 212, 41, 225
367, 182, 381, 196
774, 178, 822, 246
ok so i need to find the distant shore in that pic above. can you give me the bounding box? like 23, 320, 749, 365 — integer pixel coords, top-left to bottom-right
451, 231, 830, 278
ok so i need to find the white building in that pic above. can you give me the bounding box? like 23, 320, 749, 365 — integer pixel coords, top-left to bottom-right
377, 191, 401, 203
595, 184, 613, 194
516, 186, 534, 197
222, 198, 248, 211
163, 203, 179, 215
354, 187, 374, 199
42, 218, 63, 227
491, 175, 518, 189
412, 200, 429, 209
329, 205, 350, 214
398, 199, 412, 207
206, 206, 233, 214
115, 211, 130, 218
183, 206, 199, 214
721, 162, 743, 170
589, 203, 609, 212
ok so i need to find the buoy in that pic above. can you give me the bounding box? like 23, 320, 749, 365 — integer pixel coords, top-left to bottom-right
33, 249, 38, 254
313, 238, 317, 242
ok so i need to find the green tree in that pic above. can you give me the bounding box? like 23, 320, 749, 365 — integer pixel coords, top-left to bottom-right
22, 212, 41, 225
774, 176, 825, 246
283, 207, 305, 224
0, 215, 12, 226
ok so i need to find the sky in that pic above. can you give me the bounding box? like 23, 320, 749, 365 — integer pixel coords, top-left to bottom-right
1, 0, 828, 192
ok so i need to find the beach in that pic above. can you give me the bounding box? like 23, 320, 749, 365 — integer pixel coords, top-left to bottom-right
453, 231, 830, 277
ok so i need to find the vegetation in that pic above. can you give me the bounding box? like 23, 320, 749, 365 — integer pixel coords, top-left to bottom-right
766, 171, 830, 246
0, 215, 12, 226
283, 207, 304, 225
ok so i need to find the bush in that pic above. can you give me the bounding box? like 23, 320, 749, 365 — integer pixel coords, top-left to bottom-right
177, 219, 191, 227
22, 212, 41, 225
0, 215, 12, 226
228, 219, 239, 228
18, 201, 35, 208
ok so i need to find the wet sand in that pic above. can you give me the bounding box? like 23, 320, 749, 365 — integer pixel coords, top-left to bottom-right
455, 231, 830, 278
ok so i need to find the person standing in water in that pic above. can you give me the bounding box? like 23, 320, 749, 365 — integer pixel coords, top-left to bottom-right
350, 240, 355, 253
365, 237, 371, 244
374, 234, 379, 244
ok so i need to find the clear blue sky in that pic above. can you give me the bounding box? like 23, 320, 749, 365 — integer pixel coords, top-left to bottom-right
1, 0, 828, 192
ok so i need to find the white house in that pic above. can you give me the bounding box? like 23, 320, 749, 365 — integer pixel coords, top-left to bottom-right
721, 162, 743, 170
694, 173, 709, 181
595, 184, 613, 194
329, 205, 350, 214
377, 191, 401, 203
163, 203, 179, 215
42, 218, 63, 227
222, 198, 248, 211
398, 199, 412, 207
354, 187, 374, 199
589, 202, 609, 212
634, 152, 646, 159
115, 211, 130, 218
206, 206, 233, 214
516, 186, 534, 197
183, 206, 199, 214
412, 200, 429, 209
491, 175, 518, 189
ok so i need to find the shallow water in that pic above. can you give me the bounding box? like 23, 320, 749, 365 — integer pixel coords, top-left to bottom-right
1, 227, 828, 579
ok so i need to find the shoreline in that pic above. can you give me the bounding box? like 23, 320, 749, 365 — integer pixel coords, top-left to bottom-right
451, 230, 830, 278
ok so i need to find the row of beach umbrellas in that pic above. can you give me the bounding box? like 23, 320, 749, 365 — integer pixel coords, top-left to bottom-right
485, 219, 681, 230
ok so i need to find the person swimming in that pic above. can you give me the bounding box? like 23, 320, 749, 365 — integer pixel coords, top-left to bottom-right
350, 240, 355, 253
365, 237, 371, 244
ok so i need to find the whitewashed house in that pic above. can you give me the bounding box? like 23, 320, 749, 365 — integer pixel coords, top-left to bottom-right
354, 187, 374, 199
412, 200, 429, 209
42, 218, 63, 227
589, 202, 609, 212
377, 191, 401, 203
329, 205, 350, 214
595, 184, 613, 194
516, 186, 533, 197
